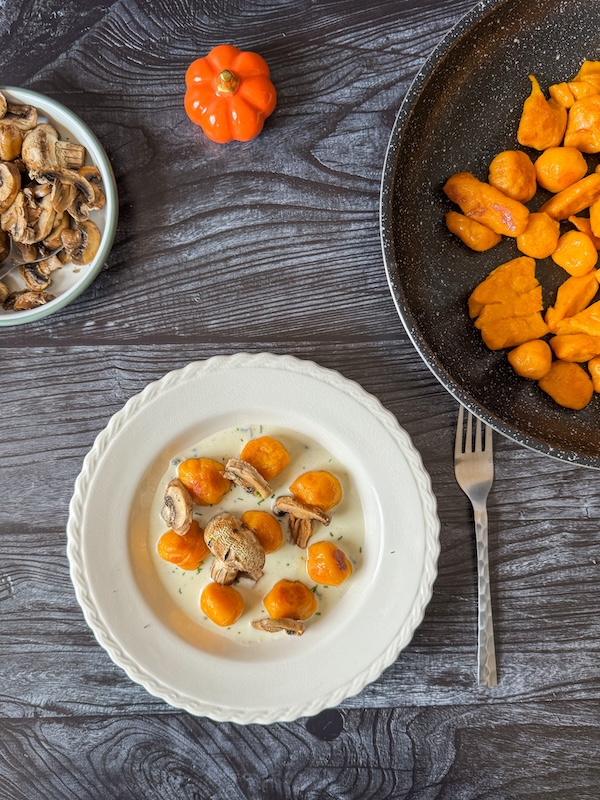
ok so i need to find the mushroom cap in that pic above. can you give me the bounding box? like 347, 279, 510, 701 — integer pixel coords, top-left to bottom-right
204, 512, 265, 574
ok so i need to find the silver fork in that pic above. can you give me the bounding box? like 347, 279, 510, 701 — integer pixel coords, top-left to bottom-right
454, 405, 497, 687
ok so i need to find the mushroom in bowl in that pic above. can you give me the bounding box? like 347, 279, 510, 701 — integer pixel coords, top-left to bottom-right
0, 86, 118, 326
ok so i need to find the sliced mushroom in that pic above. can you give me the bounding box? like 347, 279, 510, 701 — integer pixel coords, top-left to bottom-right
61, 220, 100, 265
0, 92, 6, 119
210, 558, 239, 586
37, 254, 64, 273
21, 124, 60, 172
3, 289, 54, 310
20, 193, 56, 245
31, 168, 95, 205
55, 140, 86, 169
0, 163, 21, 213
0, 230, 9, 262
12, 157, 28, 177
0, 124, 23, 161
0, 282, 8, 304
19, 261, 52, 291
273, 496, 330, 524
60, 227, 82, 254
42, 212, 69, 250
251, 618, 305, 636
50, 180, 76, 213
223, 458, 272, 499
1, 192, 28, 241
78, 166, 105, 210
13, 241, 40, 263
204, 512, 265, 583
160, 478, 193, 536
273, 495, 331, 548
23, 182, 51, 201
0, 103, 37, 131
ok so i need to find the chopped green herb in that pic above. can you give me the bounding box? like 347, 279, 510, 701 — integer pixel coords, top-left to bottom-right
338, 536, 343, 540
311, 585, 318, 593
329, 532, 334, 537
260, 425, 263, 433
178, 588, 182, 594
315, 612, 321, 616
196, 566, 203, 573
359, 547, 362, 553
257, 497, 265, 505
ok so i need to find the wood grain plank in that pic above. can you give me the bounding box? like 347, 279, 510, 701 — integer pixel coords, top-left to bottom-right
0, 705, 598, 799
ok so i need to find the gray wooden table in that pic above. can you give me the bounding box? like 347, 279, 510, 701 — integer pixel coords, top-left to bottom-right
2, 0, 600, 797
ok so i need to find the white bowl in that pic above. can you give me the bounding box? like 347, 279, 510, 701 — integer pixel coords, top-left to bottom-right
67, 353, 440, 724
0, 86, 118, 326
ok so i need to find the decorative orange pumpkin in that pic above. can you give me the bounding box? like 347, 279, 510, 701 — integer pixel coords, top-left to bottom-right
184, 44, 277, 143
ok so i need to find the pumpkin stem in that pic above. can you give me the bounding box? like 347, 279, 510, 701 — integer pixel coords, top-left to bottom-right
216, 69, 239, 95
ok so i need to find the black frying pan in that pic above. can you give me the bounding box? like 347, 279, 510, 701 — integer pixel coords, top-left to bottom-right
380, 0, 600, 468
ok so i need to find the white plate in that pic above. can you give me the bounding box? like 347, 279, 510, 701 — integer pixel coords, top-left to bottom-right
67, 353, 440, 724
0, 87, 118, 326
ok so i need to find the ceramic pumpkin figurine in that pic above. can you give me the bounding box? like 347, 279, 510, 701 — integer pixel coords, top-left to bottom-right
184, 44, 277, 143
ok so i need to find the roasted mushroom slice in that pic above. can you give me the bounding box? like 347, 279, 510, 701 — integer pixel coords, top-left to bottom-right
3, 289, 54, 310
60, 220, 100, 265
0, 282, 8, 304
42, 214, 70, 252
13, 241, 39, 263
0, 92, 6, 119
160, 478, 193, 536
0, 124, 23, 161
19, 261, 52, 291
223, 458, 272, 499
23, 182, 51, 201
1, 192, 28, 241
273, 495, 331, 548
0, 103, 37, 131
204, 512, 266, 583
22, 124, 85, 172
50, 180, 76, 213
19, 193, 56, 245
42, 212, 69, 250
78, 166, 106, 210
251, 618, 305, 636
0, 163, 21, 213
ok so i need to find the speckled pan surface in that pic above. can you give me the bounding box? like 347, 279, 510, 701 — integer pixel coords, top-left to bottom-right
380, 0, 600, 468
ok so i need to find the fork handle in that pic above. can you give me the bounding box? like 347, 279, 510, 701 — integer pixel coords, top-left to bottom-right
474, 508, 498, 687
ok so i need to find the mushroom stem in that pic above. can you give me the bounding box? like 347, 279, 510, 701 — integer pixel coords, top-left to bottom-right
215, 69, 239, 95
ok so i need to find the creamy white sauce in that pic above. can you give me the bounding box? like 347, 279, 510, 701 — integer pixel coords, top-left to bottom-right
148, 424, 364, 645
